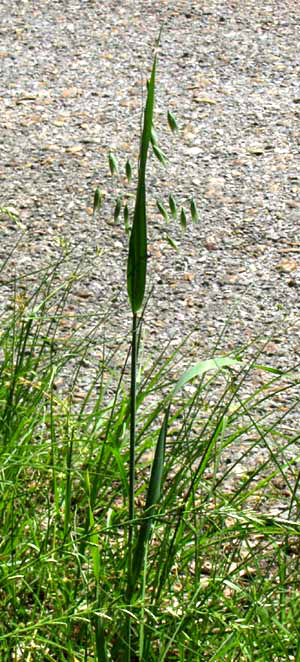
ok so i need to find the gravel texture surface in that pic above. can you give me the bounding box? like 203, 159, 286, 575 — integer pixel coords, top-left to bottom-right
0, 1, 300, 434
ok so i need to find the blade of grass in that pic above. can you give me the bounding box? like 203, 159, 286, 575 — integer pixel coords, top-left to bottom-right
171, 356, 242, 398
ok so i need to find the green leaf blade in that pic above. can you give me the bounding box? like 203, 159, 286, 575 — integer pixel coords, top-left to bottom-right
172, 357, 242, 398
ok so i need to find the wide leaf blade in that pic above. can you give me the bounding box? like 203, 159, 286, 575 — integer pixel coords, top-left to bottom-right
172, 357, 242, 397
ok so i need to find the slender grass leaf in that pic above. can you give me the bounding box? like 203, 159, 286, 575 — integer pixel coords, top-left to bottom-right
114, 197, 122, 223
254, 363, 300, 380
108, 153, 118, 176
180, 207, 187, 231
127, 57, 157, 313
156, 199, 169, 223
129, 406, 169, 597
152, 143, 167, 166
169, 194, 177, 219
190, 198, 199, 223
125, 159, 132, 183
93, 188, 102, 217
172, 357, 242, 397
167, 110, 178, 133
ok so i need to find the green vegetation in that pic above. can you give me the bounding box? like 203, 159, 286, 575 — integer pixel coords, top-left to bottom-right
0, 48, 300, 661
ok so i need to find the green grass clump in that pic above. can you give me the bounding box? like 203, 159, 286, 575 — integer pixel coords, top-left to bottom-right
0, 45, 300, 662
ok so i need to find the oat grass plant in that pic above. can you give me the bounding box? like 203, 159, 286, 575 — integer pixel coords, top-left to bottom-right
0, 52, 300, 661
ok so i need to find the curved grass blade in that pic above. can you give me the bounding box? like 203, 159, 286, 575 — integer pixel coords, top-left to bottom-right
172, 357, 242, 398
127, 56, 157, 313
